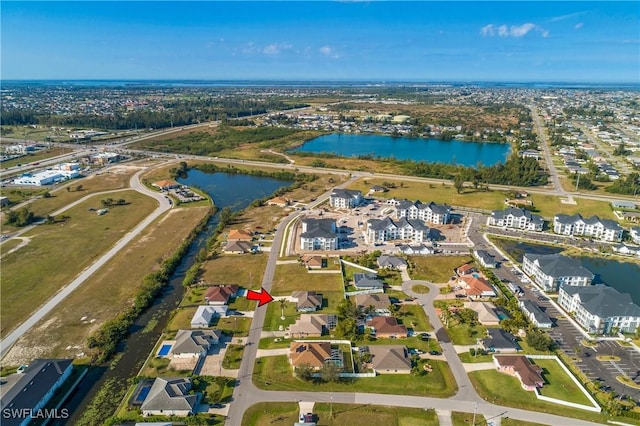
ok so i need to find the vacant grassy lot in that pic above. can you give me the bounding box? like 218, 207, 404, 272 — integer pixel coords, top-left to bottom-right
263, 298, 300, 332
469, 370, 607, 424
313, 403, 439, 426
253, 355, 456, 397
399, 304, 432, 332
242, 402, 299, 426
445, 324, 487, 345
222, 344, 244, 369
347, 178, 507, 210
530, 194, 615, 221
408, 256, 472, 283
271, 263, 344, 295
1, 190, 157, 335
2, 206, 210, 363
451, 411, 488, 426
166, 306, 198, 331
368, 336, 442, 353
200, 253, 267, 288
534, 358, 593, 406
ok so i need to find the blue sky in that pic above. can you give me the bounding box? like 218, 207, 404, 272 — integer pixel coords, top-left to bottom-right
2, 1, 638, 83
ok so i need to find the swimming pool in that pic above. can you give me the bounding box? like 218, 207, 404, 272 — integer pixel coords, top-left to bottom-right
158, 344, 172, 357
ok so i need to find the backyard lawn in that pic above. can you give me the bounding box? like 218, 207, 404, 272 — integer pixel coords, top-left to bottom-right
253, 355, 456, 397
408, 256, 472, 283
534, 358, 594, 406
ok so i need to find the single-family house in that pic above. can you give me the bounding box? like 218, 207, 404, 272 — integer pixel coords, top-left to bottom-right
465, 301, 500, 326
558, 285, 640, 335
487, 207, 544, 231
204, 285, 239, 305
301, 255, 325, 269
377, 255, 408, 270
152, 180, 180, 191
458, 275, 496, 299
170, 329, 221, 358
493, 355, 544, 391
370, 185, 388, 193
473, 250, 497, 268
289, 314, 336, 338
291, 291, 323, 312
456, 263, 477, 276
190, 305, 228, 328
366, 316, 408, 338
329, 189, 362, 209
354, 294, 392, 315
227, 229, 253, 241
480, 328, 520, 353
353, 273, 384, 290
631, 227, 640, 245
367, 345, 412, 374
519, 300, 553, 329
300, 218, 338, 251
0, 359, 73, 426
522, 253, 594, 292
267, 196, 290, 207
141, 377, 200, 417
289, 342, 333, 370
612, 243, 640, 257
224, 240, 254, 254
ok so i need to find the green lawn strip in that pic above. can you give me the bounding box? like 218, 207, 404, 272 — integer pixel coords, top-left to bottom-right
408, 256, 472, 283
1, 190, 156, 334
179, 286, 207, 307
272, 262, 344, 294
314, 403, 439, 426
347, 177, 507, 210
227, 295, 256, 311
533, 358, 594, 406
398, 304, 433, 332
166, 306, 198, 331
242, 402, 299, 426
222, 344, 245, 369
253, 355, 456, 397
0, 147, 74, 169
445, 324, 487, 345
451, 411, 488, 426
385, 289, 411, 301
458, 352, 494, 363
367, 336, 442, 353
411, 284, 430, 294
0, 239, 21, 253
259, 337, 291, 349
501, 419, 548, 426
468, 370, 607, 424
264, 300, 300, 332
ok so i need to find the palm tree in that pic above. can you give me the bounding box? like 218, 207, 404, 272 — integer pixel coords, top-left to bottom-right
279, 299, 287, 320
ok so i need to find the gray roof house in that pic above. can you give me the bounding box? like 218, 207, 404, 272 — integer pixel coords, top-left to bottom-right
487, 207, 544, 231
473, 250, 497, 268
377, 255, 408, 270
480, 329, 521, 353
367, 345, 412, 374
190, 305, 228, 328
519, 300, 553, 328
141, 377, 201, 417
353, 273, 384, 290
291, 291, 323, 312
354, 293, 392, 314
170, 329, 221, 358
558, 285, 640, 334
0, 359, 73, 426
522, 253, 594, 292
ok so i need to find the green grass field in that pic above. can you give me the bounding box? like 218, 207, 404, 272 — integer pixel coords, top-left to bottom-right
201, 253, 267, 288
253, 355, 456, 397
445, 324, 488, 345
530, 194, 616, 221
242, 402, 299, 426
408, 256, 472, 283
314, 403, 439, 426
271, 263, 344, 294
222, 344, 244, 369
398, 304, 433, 332
1, 190, 157, 335
534, 358, 594, 406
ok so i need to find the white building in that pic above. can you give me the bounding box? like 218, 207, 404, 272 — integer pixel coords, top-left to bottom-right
366, 217, 430, 244
329, 189, 362, 209
487, 207, 544, 231
519, 299, 553, 328
190, 305, 228, 328
13, 163, 80, 186
522, 253, 594, 292
300, 218, 338, 250
558, 285, 640, 335
631, 227, 640, 245
395, 200, 451, 225
553, 214, 623, 242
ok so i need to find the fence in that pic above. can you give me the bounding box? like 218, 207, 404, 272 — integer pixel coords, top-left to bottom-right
345, 288, 384, 297
340, 259, 378, 274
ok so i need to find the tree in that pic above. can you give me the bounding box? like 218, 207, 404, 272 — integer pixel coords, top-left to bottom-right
453, 174, 464, 194
337, 298, 357, 320
525, 330, 555, 352
320, 362, 341, 383
76, 184, 83, 192
295, 363, 314, 381
279, 299, 287, 320
42, 191, 52, 198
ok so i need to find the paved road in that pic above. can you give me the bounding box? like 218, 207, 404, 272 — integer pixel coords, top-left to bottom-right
0, 168, 171, 359
531, 104, 568, 198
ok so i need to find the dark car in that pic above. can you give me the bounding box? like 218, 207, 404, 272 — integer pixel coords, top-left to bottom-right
211, 403, 225, 409
429, 350, 440, 355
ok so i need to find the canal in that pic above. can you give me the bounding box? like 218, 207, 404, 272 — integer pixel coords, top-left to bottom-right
60, 171, 293, 424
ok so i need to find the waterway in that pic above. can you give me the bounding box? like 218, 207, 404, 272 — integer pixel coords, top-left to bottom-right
291, 133, 511, 167
61, 171, 293, 424
493, 238, 640, 304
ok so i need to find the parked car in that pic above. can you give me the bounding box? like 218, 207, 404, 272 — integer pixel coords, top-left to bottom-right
429, 350, 441, 356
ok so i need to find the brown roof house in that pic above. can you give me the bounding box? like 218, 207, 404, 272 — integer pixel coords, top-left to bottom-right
368, 345, 412, 374
459, 275, 496, 299
289, 314, 335, 338
366, 316, 408, 338
354, 294, 392, 315
301, 255, 325, 269
456, 263, 477, 276
291, 291, 323, 312
494, 355, 544, 391
267, 196, 290, 207
152, 180, 180, 191
227, 229, 253, 241
204, 285, 239, 305
289, 342, 332, 371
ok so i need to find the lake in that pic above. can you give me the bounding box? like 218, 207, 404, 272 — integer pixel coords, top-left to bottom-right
292, 133, 511, 166
492, 238, 640, 304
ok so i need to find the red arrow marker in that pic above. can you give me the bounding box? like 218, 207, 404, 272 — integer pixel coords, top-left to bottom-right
246, 287, 274, 307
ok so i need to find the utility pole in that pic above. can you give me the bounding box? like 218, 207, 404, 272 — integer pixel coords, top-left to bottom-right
472, 401, 478, 426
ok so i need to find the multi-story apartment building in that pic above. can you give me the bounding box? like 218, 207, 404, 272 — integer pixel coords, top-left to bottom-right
522, 253, 594, 292
300, 218, 338, 250
395, 200, 451, 225
329, 189, 362, 209
487, 207, 544, 231
558, 285, 640, 334
366, 217, 430, 244
553, 214, 623, 242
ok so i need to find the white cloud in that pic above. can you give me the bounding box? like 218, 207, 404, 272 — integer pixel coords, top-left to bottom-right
319, 45, 340, 59
550, 11, 587, 22
481, 23, 549, 38
262, 43, 292, 55
574, 22, 584, 30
